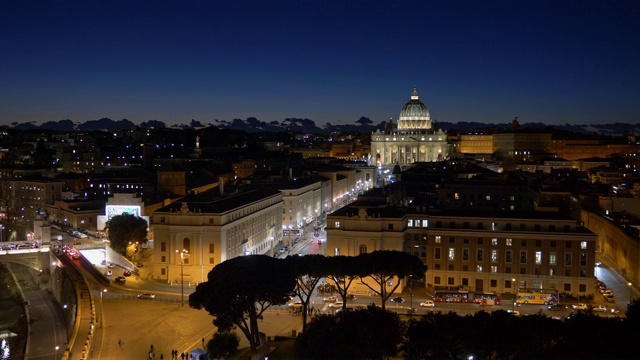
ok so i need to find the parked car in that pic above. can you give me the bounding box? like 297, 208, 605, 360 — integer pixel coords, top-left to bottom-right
604, 294, 616, 303
592, 305, 607, 312
107, 262, 116, 268
507, 310, 521, 316
548, 304, 567, 311
137, 293, 156, 300
390, 296, 405, 303
115, 276, 126, 283
323, 296, 337, 302
123, 270, 132, 277
328, 301, 344, 308
104, 270, 112, 276
572, 303, 588, 310
601, 289, 613, 296
420, 300, 435, 307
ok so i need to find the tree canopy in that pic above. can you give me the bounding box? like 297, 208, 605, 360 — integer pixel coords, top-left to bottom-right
106, 213, 148, 254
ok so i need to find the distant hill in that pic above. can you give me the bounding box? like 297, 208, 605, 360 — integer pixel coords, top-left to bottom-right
5, 117, 640, 136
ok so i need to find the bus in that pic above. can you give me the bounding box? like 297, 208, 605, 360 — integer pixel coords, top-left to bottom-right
432, 290, 502, 305
516, 288, 559, 305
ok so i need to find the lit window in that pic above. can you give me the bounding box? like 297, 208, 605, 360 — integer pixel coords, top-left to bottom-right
535, 251, 542, 265
491, 266, 498, 273
335, 221, 340, 228
580, 241, 587, 249
448, 248, 455, 260
476, 265, 483, 272
423, 220, 428, 227
407, 219, 414, 227
435, 236, 441, 243
485, 195, 491, 201
454, 193, 460, 200
491, 250, 498, 262
491, 238, 498, 246
415, 219, 421, 227
550, 253, 557, 265
506, 238, 512, 246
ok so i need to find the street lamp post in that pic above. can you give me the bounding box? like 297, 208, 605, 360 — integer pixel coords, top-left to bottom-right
512, 278, 517, 312
0, 224, 4, 242
629, 282, 633, 306
177, 249, 189, 306
99, 288, 107, 328
409, 275, 413, 311
55, 345, 59, 360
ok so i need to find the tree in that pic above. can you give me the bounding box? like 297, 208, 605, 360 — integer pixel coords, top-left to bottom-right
285, 254, 328, 331
358, 251, 427, 310
106, 213, 148, 254
207, 331, 239, 360
355, 116, 373, 126
189, 255, 296, 358
326, 255, 361, 311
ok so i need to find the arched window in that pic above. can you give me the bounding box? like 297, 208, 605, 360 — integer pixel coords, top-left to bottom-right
183, 238, 191, 252
359, 244, 367, 255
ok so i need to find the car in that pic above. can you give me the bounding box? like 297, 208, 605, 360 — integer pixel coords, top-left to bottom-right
420, 300, 435, 307
592, 305, 607, 312
507, 310, 521, 316
572, 303, 588, 310
548, 304, 567, 311
137, 293, 156, 300
288, 300, 302, 307
323, 296, 337, 302
104, 270, 113, 276
390, 296, 405, 303
604, 294, 616, 303
600, 289, 613, 296
134, 261, 144, 268
595, 261, 602, 267
115, 276, 126, 283
328, 301, 344, 308
107, 262, 116, 268
123, 270, 132, 277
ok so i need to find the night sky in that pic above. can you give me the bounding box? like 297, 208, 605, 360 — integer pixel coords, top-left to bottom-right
1, 0, 639, 127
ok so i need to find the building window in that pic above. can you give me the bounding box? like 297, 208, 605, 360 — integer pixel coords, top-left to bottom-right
415, 219, 421, 227
448, 277, 455, 285
579, 284, 587, 292
435, 248, 441, 260
491, 266, 498, 273
448, 264, 454, 270
422, 220, 428, 227
550, 240, 556, 247
335, 221, 340, 228
550, 252, 557, 265
565, 270, 571, 277
519, 251, 527, 264
535, 251, 542, 265
580, 270, 587, 277
435, 236, 441, 243
161, 256, 166, 262
550, 269, 555, 276
565, 241, 571, 248
506, 250, 512, 263
407, 219, 414, 227
490, 279, 497, 287
477, 249, 483, 261
491, 250, 497, 262
506, 279, 514, 288
421, 246, 427, 258
161, 268, 166, 275
161, 242, 166, 252
183, 238, 191, 253
477, 238, 483, 245
462, 265, 469, 271
520, 239, 527, 246
580, 253, 587, 266
448, 248, 455, 260
565, 253, 572, 266
463, 238, 469, 244
462, 278, 469, 286
334, 248, 340, 256
209, 244, 215, 253
505, 266, 512, 274
564, 283, 571, 292
209, 258, 215, 264
359, 245, 368, 255
580, 241, 587, 249
388, 224, 394, 230
491, 238, 498, 246
449, 237, 455, 244
506, 238, 512, 246
434, 276, 441, 284
160, 217, 165, 223
476, 265, 483, 272
535, 240, 542, 247
463, 248, 469, 261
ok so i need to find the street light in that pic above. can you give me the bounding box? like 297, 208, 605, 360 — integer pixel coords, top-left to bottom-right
99, 288, 107, 328
629, 282, 633, 306
512, 278, 517, 312
177, 249, 189, 306
0, 224, 4, 242
55, 345, 59, 360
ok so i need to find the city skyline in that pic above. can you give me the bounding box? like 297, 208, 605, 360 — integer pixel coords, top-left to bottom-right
1, 1, 639, 127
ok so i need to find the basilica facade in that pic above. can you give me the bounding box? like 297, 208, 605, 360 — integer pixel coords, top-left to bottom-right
371, 88, 448, 168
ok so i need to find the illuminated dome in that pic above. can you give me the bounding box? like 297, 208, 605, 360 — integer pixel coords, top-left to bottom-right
397, 88, 431, 131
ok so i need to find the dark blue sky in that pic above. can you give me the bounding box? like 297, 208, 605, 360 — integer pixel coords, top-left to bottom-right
1, 0, 639, 126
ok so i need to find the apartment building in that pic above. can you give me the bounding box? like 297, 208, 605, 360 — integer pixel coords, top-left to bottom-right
151, 187, 283, 283
326, 204, 596, 297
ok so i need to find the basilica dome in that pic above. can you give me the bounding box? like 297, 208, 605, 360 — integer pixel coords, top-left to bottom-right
397, 88, 431, 131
